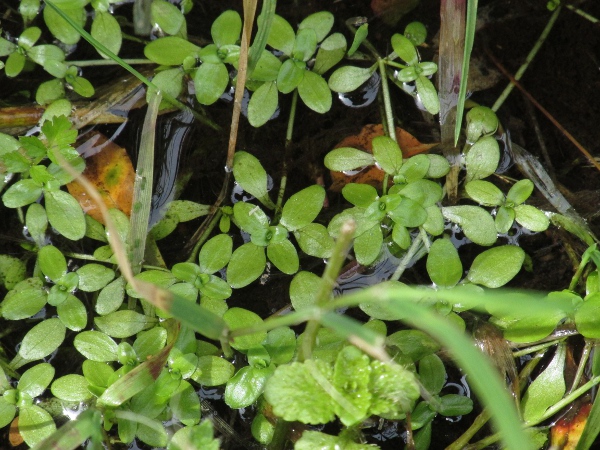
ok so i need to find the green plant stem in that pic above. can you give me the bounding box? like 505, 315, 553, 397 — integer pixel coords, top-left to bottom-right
298, 220, 356, 361
512, 338, 566, 357
565, 4, 598, 23
491, 5, 562, 112
275, 89, 298, 213
44, 0, 220, 131
68, 58, 153, 67
186, 209, 222, 263
569, 339, 593, 394
569, 244, 595, 291
391, 232, 425, 281
447, 409, 492, 450
378, 58, 397, 144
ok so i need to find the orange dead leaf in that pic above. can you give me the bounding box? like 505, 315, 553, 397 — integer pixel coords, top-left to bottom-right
550, 403, 591, 450
329, 124, 437, 192
67, 132, 135, 224
9, 417, 23, 447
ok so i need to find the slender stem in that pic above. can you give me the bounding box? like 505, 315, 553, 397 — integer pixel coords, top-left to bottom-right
68, 58, 153, 67
378, 58, 397, 143
275, 89, 298, 213
569, 340, 593, 394
187, 209, 222, 263
569, 246, 593, 291
512, 338, 566, 357
491, 5, 562, 112
447, 409, 492, 450
391, 232, 425, 281
565, 4, 599, 23
298, 220, 356, 361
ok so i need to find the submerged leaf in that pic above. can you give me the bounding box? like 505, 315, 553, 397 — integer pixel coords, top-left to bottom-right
66, 132, 134, 224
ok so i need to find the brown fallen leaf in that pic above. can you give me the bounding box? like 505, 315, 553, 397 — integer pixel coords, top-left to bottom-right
9, 417, 22, 447
329, 124, 437, 192
67, 132, 135, 224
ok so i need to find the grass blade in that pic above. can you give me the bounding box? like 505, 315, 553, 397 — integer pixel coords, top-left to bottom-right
454, 0, 478, 146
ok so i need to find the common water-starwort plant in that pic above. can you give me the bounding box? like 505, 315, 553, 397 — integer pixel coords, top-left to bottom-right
0, 0, 599, 449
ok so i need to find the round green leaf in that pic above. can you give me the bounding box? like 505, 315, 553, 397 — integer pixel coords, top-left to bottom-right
422, 205, 444, 236
264, 327, 296, 365
43, 5, 84, 45
442, 206, 497, 246
426, 154, 451, 178
212, 10, 241, 47
170, 380, 201, 426
324, 147, 375, 172
19, 405, 56, 447
495, 205, 515, 234
76, 263, 114, 292
276, 58, 305, 94
192, 356, 235, 386
391, 33, 418, 65
0, 399, 16, 429
354, 224, 383, 266
226, 242, 266, 288
36, 78, 65, 105
19, 27, 42, 50
290, 271, 321, 311
45, 189, 86, 240
506, 179, 534, 206
465, 136, 500, 182
0, 278, 47, 320
233, 201, 269, 236
232, 151, 274, 208
74, 330, 118, 361
194, 62, 229, 105
96, 276, 125, 315
466, 106, 498, 143
280, 185, 325, 231
151, 0, 185, 35
266, 14, 295, 55
342, 183, 378, 208
313, 32, 347, 75
267, 239, 299, 275
150, 67, 184, 107
27, 44, 65, 66
293, 28, 317, 62
465, 180, 504, 206
94, 310, 152, 338
2, 179, 43, 208
223, 307, 267, 351
467, 245, 525, 288
438, 394, 474, 416
144, 36, 200, 65
427, 238, 462, 287
91, 11, 122, 58
57, 294, 87, 331
225, 365, 274, 409
18, 318, 66, 362
51, 374, 92, 402
248, 81, 278, 127
250, 50, 281, 82
328, 65, 376, 93
294, 223, 334, 258
198, 275, 232, 300
415, 75, 440, 115
298, 11, 334, 42
199, 234, 233, 274
38, 245, 67, 282
298, 71, 331, 114
514, 205, 549, 232
372, 136, 403, 175
5, 52, 26, 77
405, 22, 427, 46
18, 363, 55, 398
